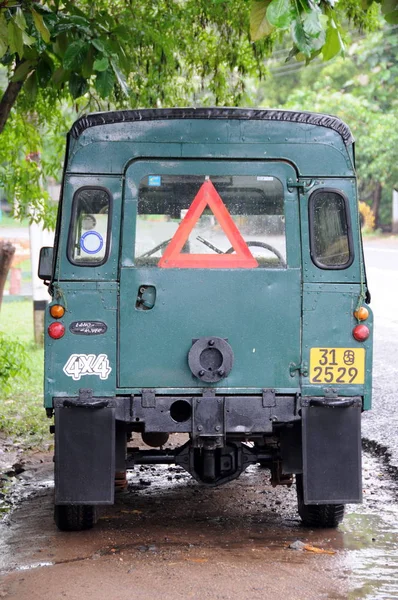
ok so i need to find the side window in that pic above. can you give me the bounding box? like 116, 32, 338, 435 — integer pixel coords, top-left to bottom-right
309, 189, 353, 269
68, 188, 111, 265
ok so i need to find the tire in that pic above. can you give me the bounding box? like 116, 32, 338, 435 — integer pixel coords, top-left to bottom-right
54, 504, 97, 531
296, 475, 345, 528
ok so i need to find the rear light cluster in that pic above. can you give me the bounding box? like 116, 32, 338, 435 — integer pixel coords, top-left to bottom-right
48, 304, 65, 339
352, 306, 370, 342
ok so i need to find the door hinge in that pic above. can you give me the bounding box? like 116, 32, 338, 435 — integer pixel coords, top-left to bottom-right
289, 361, 309, 377
287, 179, 317, 193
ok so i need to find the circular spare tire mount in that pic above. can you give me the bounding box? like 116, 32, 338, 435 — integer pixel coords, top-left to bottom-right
188, 337, 234, 383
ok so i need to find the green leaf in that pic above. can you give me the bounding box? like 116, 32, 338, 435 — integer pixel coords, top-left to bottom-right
22, 32, 36, 47
250, 1, 274, 41
285, 45, 300, 62
296, 0, 312, 13
291, 19, 313, 56
0, 13, 8, 41
112, 25, 133, 41
52, 67, 69, 85
81, 46, 94, 78
23, 47, 39, 60
93, 56, 109, 72
11, 60, 35, 82
25, 72, 38, 102
110, 59, 129, 96
95, 68, 115, 98
302, 9, 323, 36
322, 21, 344, 61
69, 73, 89, 98
31, 8, 51, 44
91, 38, 106, 53
14, 7, 27, 31
53, 32, 68, 57
0, 38, 7, 60
63, 41, 89, 70
380, 0, 394, 11
383, 9, 398, 23
8, 20, 23, 58
63, 1, 90, 20
36, 56, 54, 86
266, 0, 294, 29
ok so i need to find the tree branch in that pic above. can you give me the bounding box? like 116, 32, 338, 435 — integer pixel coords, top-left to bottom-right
0, 71, 26, 134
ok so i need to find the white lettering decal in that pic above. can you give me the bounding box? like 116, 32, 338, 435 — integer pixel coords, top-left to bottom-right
63, 354, 112, 381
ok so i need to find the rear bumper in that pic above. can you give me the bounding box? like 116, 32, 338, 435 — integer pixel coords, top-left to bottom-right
53, 390, 300, 436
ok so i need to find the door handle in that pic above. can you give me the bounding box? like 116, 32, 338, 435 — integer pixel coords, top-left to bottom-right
136, 285, 156, 310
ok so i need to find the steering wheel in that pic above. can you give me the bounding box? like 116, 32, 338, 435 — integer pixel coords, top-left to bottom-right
225, 241, 286, 266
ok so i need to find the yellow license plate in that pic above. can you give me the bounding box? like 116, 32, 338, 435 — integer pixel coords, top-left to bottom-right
309, 348, 365, 384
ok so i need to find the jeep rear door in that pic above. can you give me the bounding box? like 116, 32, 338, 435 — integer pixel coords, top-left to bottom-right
119, 160, 302, 391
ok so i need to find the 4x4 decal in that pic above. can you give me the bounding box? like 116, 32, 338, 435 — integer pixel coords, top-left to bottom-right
63, 354, 112, 381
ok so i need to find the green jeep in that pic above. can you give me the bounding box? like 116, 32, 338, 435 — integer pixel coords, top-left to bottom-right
39, 108, 373, 531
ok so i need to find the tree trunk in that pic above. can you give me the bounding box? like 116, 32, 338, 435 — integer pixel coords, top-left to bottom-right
0, 241, 16, 310
371, 182, 383, 230
0, 61, 27, 134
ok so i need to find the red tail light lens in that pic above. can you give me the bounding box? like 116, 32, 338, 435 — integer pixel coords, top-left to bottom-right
48, 322, 65, 339
352, 324, 370, 342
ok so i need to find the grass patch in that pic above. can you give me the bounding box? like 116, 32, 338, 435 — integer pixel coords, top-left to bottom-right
0, 301, 50, 447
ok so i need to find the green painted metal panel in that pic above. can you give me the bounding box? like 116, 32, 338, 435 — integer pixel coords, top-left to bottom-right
118, 159, 302, 390
44, 282, 117, 408
67, 118, 354, 177
119, 268, 301, 389
301, 284, 373, 408
299, 179, 361, 284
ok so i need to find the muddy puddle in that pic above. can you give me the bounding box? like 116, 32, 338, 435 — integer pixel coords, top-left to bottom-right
0, 446, 397, 600
341, 454, 398, 599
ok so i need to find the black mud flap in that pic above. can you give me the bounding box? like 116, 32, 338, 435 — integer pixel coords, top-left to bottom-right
55, 406, 115, 505
302, 397, 362, 504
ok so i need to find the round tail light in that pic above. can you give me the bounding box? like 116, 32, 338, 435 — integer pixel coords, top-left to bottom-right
352, 324, 370, 342
48, 322, 65, 339
354, 307, 369, 321
50, 304, 65, 319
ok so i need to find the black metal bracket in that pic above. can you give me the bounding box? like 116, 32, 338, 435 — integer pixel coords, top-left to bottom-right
262, 388, 276, 408
62, 388, 109, 409
192, 393, 225, 448
141, 389, 156, 408
287, 178, 317, 193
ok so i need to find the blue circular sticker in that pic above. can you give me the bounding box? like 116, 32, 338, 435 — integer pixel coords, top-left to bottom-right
80, 231, 104, 254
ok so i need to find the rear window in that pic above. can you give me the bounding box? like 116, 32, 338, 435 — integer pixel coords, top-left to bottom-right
68, 188, 111, 266
309, 190, 353, 269
135, 175, 286, 268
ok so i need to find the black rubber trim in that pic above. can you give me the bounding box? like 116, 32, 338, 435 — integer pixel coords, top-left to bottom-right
308, 188, 355, 270
309, 398, 355, 408
70, 108, 354, 146
63, 398, 109, 409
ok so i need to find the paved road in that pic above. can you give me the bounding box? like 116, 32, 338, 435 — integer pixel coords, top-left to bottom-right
362, 238, 398, 467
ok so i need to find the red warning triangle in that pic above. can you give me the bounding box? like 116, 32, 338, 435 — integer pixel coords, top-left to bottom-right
158, 180, 258, 269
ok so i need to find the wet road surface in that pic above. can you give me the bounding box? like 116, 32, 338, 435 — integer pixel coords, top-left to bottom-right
362, 238, 398, 470
0, 445, 398, 600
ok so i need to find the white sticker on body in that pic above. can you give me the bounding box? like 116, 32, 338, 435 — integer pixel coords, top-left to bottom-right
63, 354, 112, 381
